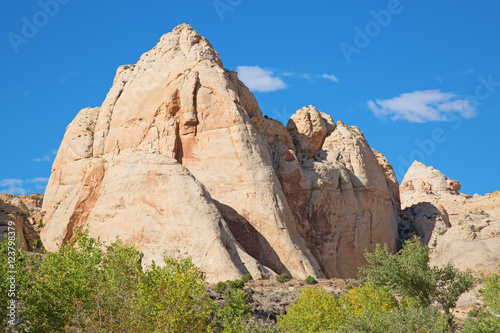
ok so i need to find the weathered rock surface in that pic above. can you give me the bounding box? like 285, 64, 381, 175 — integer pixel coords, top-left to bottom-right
0, 193, 43, 251
400, 161, 500, 274
286, 105, 334, 157
41, 24, 400, 281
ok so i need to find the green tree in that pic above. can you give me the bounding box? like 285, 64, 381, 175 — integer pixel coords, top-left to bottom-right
359, 237, 436, 306
211, 287, 252, 332
135, 257, 212, 332
10, 230, 213, 332
359, 236, 474, 327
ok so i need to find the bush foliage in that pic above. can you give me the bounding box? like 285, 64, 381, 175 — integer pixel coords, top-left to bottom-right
359, 236, 474, 322
278, 237, 475, 332
1, 230, 257, 332
1, 231, 489, 332
304, 275, 317, 285
276, 273, 290, 283
463, 267, 500, 332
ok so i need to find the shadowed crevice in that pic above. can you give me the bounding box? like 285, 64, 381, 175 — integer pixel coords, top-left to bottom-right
212, 199, 290, 276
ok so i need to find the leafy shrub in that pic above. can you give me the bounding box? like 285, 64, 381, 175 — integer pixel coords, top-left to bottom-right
1, 230, 213, 332
278, 284, 397, 332
135, 257, 211, 332
304, 275, 317, 285
481, 267, 500, 313
278, 284, 448, 333
359, 236, 436, 306
463, 267, 500, 332
340, 284, 397, 320
279, 238, 472, 332
359, 236, 474, 324
342, 296, 448, 333
227, 278, 245, 290
211, 287, 252, 332
241, 273, 253, 283
215, 281, 228, 294
276, 273, 290, 283
278, 287, 343, 332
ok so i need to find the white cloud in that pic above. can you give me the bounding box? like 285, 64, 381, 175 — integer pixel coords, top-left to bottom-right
34, 149, 57, 162
0, 177, 49, 195
367, 90, 477, 123
301, 73, 312, 80
0, 179, 27, 195
236, 66, 287, 92
321, 74, 339, 83
27, 177, 49, 183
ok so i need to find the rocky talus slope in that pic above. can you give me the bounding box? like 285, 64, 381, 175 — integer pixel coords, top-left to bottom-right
399, 161, 500, 274
40, 24, 400, 282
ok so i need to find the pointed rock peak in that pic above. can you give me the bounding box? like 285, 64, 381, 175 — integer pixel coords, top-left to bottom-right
153, 23, 223, 67
401, 161, 461, 195
286, 105, 336, 157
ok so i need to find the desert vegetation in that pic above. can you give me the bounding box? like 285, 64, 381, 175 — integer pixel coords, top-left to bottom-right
1, 233, 498, 332
279, 237, 482, 332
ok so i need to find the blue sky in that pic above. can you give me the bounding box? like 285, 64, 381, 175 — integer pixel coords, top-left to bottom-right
1, 0, 499, 195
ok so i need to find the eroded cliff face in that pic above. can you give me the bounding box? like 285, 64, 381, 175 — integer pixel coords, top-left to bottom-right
41, 24, 400, 281
0, 193, 43, 251
400, 161, 500, 274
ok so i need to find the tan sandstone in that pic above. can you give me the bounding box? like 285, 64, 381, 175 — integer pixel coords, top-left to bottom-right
41, 24, 400, 281
400, 161, 500, 274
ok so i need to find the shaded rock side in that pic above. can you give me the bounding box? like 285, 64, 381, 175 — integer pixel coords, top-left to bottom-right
42, 24, 400, 281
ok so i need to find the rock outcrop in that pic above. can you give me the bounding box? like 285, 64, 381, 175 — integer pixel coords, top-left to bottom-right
41, 24, 400, 281
400, 161, 500, 274
0, 193, 43, 251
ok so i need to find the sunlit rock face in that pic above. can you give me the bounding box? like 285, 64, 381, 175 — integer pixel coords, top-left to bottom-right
41, 24, 400, 282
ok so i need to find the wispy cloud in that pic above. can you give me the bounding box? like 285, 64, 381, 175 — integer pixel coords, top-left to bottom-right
435, 76, 443, 83
58, 71, 78, 85
27, 177, 50, 190
277, 71, 339, 83
0, 179, 27, 195
27, 177, 49, 183
34, 149, 57, 162
236, 66, 287, 92
321, 74, 339, 83
0, 177, 49, 195
367, 90, 477, 123
236, 66, 340, 92
455, 68, 474, 76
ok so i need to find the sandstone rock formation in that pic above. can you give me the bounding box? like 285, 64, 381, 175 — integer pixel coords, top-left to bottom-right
41, 24, 400, 282
0, 193, 43, 251
400, 161, 500, 274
